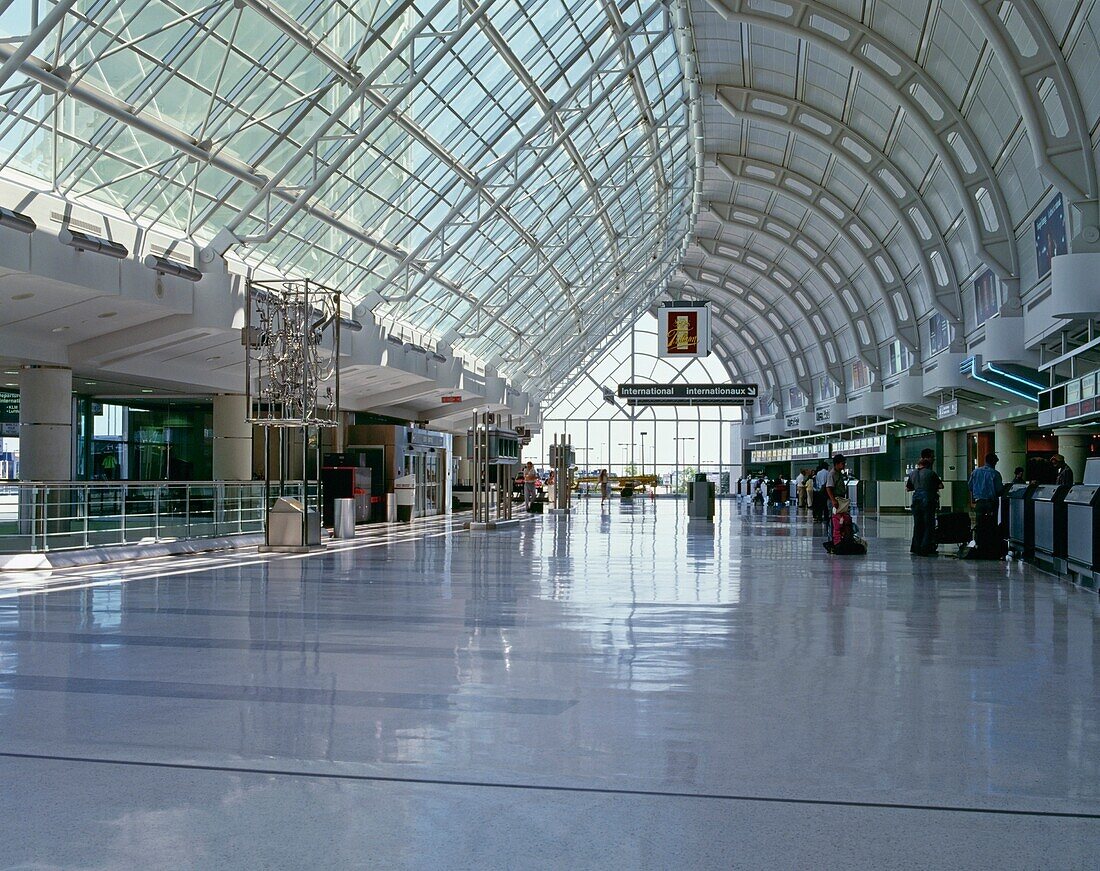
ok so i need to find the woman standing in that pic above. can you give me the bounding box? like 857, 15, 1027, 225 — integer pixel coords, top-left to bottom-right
598, 469, 609, 502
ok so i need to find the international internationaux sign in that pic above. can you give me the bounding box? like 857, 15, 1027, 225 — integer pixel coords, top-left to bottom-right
617, 383, 758, 405
657, 302, 710, 358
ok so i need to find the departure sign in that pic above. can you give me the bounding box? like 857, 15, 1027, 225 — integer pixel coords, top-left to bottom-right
657, 302, 710, 358
617, 383, 758, 405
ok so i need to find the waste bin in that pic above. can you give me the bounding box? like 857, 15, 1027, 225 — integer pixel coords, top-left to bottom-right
385, 493, 397, 523
687, 473, 715, 520
333, 497, 356, 539
266, 496, 321, 549
395, 474, 415, 523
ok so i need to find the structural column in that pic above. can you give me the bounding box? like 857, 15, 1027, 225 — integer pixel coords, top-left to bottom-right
1053, 431, 1091, 483
212, 394, 253, 481
994, 420, 1026, 477
940, 429, 966, 481
19, 366, 72, 481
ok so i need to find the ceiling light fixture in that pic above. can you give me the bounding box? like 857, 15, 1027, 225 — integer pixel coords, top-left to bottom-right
59, 228, 128, 259
0, 207, 36, 234
11, 292, 33, 301
143, 254, 202, 282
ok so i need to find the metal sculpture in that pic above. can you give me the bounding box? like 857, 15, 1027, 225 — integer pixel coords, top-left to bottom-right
245, 278, 342, 551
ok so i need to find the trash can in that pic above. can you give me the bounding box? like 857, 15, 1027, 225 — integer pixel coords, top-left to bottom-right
395, 474, 415, 523
385, 493, 397, 523
333, 497, 356, 539
266, 496, 321, 548
687, 473, 715, 521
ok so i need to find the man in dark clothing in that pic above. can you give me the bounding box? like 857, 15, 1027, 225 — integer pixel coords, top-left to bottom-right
907, 448, 943, 556
811, 460, 829, 521
1051, 454, 1074, 488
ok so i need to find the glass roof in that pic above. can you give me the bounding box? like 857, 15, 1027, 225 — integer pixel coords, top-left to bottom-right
0, 0, 695, 391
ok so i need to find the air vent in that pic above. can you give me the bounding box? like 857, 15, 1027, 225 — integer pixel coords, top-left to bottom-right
50, 211, 101, 234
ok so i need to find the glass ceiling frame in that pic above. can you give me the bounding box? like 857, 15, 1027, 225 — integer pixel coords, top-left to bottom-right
0, 0, 697, 397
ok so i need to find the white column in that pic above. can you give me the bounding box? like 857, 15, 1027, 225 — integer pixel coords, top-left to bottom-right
994, 420, 1026, 478
1053, 431, 1090, 484
940, 429, 966, 481
212, 394, 252, 480
19, 366, 72, 480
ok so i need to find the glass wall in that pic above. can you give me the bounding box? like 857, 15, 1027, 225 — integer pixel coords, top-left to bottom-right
527, 313, 743, 493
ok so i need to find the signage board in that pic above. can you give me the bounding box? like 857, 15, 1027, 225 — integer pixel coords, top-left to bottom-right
1034, 193, 1067, 279
617, 383, 758, 405
814, 407, 833, 424
936, 399, 958, 420
440, 395, 463, 403
0, 391, 17, 424
785, 414, 801, 430
657, 303, 710, 358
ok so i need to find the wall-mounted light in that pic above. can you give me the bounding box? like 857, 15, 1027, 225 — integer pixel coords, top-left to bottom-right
59, 228, 127, 259
0, 207, 36, 234
144, 254, 202, 281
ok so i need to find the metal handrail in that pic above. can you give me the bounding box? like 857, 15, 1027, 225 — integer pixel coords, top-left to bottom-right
0, 480, 319, 554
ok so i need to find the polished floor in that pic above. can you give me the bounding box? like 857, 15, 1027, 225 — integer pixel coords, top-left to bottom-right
0, 500, 1098, 869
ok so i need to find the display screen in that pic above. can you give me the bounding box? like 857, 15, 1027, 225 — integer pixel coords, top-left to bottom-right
974, 269, 998, 325
1034, 193, 1066, 279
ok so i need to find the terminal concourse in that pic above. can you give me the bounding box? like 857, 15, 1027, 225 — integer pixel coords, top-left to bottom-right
0, 0, 1099, 867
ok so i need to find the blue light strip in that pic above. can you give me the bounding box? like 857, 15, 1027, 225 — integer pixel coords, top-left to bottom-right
964, 358, 1037, 402
986, 363, 1043, 392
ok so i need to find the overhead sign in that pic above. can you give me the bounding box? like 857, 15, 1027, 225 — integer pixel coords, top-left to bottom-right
657, 303, 710, 358
617, 383, 758, 405
936, 399, 958, 420
440, 395, 463, 403
0, 391, 17, 424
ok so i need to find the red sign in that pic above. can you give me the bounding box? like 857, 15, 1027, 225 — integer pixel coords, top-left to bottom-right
441, 395, 463, 403
664, 309, 699, 355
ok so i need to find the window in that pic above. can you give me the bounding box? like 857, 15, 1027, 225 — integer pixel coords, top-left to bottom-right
788, 387, 806, 410
884, 340, 913, 377
850, 360, 872, 392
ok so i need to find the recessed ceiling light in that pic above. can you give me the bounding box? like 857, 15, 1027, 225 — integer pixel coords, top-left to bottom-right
51, 326, 69, 333
205, 355, 221, 362
84, 381, 96, 386
97, 312, 117, 319
11, 293, 33, 300
3, 370, 15, 375
4, 382, 16, 387
141, 388, 153, 393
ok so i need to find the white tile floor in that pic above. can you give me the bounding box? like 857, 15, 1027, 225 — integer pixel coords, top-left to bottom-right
0, 500, 1097, 869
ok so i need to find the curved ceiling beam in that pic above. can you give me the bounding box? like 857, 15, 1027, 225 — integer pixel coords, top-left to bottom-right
715, 85, 964, 322
961, 0, 1097, 208
679, 268, 817, 393
691, 237, 871, 375
698, 201, 898, 365
711, 155, 920, 352
704, 0, 1020, 283
675, 289, 776, 391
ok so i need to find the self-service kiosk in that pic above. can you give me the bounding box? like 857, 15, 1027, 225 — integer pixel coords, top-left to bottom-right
1006, 482, 1037, 558
1064, 457, 1100, 588
1031, 482, 1072, 568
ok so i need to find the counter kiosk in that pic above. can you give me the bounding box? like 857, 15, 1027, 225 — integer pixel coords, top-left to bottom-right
1031, 483, 1072, 566
1006, 482, 1038, 558
1064, 457, 1100, 587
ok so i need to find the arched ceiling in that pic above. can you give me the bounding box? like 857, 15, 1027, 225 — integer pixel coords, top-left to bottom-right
683, 0, 1100, 401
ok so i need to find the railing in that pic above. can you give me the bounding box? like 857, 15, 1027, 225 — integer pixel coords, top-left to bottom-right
0, 481, 318, 554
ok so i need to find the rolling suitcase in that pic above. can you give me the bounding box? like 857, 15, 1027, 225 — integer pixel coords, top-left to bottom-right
935, 510, 972, 545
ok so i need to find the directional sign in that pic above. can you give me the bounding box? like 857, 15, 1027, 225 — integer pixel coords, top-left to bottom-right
617, 383, 758, 405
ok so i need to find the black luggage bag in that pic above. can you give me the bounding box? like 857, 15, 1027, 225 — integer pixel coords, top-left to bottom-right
935, 510, 972, 545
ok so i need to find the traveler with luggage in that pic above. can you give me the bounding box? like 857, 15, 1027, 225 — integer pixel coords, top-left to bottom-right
825, 454, 848, 515
968, 452, 1004, 558
906, 448, 943, 556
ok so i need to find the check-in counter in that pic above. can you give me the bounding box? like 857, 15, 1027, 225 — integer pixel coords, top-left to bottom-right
1065, 458, 1100, 587
1031, 483, 1071, 565
1006, 482, 1037, 558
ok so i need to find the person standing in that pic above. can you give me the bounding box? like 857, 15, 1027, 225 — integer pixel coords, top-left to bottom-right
522, 461, 538, 510
1012, 467, 1026, 485
1051, 453, 1074, 487
793, 470, 806, 508
969, 452, 1004, 558
812, 460, 830, 521
598, 468, 609, 502
907, 448, 944, 556
825, 454, 848, 514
